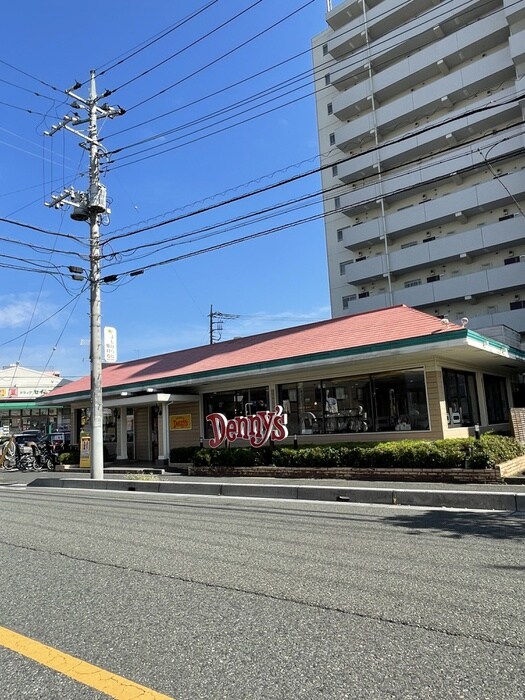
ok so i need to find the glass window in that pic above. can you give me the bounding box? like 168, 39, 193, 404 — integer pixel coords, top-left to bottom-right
483, 375, 509, 424
443, 369, 480, 427
371, 370, 429, 432
279, 369, 429, 435
203, 387, 269, 438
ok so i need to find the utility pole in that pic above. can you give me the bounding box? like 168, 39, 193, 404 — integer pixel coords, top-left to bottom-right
45, 71, 124, 480
208, 305, 240, 344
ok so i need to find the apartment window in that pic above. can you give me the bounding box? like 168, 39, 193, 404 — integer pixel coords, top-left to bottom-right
324, 74, 331, 85
327, 102, 333, 115
355, 255, 367, 262
427, 274, 440, 283
422, 236, 436, 244
339, 261, 352, 275
342, 294, 356, 309
504, 256, 520, 265
510, 300, 525, 310
322, 43, 328, 56
404, 279, 422, 288
337, 229, 343, 242
358, 291, 369, 298
332, 164, 338, 176
334, 196, 341, 209
329, 132, 336, 146
401, 241, 417, 249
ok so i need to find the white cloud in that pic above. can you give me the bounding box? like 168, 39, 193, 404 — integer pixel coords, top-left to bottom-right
0, 294, 56, 328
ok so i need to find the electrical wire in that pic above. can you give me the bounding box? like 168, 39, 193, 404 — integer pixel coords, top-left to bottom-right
124, 0, 316, 112
101, 127, 524, 269
0, 216, 85, 243
103, 0, 496, 145
0, 286, 88, 349
102, 91, 525, 246
95, 0, 221, 79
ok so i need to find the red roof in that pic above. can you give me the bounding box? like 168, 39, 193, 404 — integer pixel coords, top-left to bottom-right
46, 306, 462, 398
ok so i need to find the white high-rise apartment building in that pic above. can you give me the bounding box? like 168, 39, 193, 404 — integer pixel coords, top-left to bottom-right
313, 0, 525, 337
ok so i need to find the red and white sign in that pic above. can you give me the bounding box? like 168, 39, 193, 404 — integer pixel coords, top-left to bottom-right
206, 404, 288, 449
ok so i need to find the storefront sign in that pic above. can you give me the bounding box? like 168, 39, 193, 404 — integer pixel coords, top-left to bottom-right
79, 435, 90, 469
170, 414, 192, 431
206, 405, 288, 448
104, 326, 118, 363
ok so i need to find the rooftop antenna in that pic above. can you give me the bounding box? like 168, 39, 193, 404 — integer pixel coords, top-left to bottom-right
209, 305, 240, 344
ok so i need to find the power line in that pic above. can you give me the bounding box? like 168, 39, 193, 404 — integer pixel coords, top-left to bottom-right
99, 122, 523, 275
0, 57, 62, 95
0, 216, 85, 243
103, 0, 489, 146
95, 0, 221, 79
124, 0, 315, 112
102, 92, 525, 246
105, 0, 516, 169
0, 287, 88, 349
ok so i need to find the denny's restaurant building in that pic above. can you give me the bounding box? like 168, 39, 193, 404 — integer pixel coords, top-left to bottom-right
40, 306, 525, 465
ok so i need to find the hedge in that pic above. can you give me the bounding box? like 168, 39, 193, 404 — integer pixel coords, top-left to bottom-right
189, 434, 524, 470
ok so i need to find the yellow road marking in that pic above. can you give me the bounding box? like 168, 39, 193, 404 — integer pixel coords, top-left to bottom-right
0, 625, 175, 700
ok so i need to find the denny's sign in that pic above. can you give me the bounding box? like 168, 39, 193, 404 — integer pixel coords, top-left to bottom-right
206, 405, 288, 448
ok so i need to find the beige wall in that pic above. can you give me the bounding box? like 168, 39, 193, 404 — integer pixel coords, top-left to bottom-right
134, 407, 150, 461
169, 402, 201, 450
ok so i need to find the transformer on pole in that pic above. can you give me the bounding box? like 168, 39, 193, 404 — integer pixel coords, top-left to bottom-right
44, 71, 125, 479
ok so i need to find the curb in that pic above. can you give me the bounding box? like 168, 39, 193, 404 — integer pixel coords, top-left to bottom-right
27, 478, 525, 512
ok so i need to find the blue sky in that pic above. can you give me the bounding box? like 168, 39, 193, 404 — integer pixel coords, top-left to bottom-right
0, 1, 331, 379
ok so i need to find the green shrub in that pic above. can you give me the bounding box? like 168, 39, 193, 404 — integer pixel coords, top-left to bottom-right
186, 434, 525, 471
170, 446, 201, 463
59, 447, 80, 464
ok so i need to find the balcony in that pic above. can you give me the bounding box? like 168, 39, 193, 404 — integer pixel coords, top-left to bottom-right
326, 0, 378, 31
393, 261, 525, 306
332, 13, 508, 120
329, 0, 501, 87
336, 86, 520, 182
341, 169, 525, 241
336, 138, 522, 213
335, 48, 515, 150
348, 216, 525, 282
328, 0, 447, 58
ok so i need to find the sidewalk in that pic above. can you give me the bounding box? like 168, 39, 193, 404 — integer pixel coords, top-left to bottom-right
27, 468, 525, 512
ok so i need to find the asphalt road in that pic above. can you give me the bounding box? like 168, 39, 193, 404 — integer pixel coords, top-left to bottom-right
0, 486, 524, 699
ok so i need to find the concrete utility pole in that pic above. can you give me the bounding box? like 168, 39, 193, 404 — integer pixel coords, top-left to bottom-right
45, 71, 124, 480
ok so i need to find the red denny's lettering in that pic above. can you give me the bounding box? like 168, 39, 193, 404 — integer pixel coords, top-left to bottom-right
207, 405, 288, 448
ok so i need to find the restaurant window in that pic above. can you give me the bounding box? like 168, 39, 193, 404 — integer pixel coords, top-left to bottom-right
371, 370, 429, 432
483, 374, 509, 424
442, 368, 480, 427
203, 387, 269, 439
278, 369, 429, 435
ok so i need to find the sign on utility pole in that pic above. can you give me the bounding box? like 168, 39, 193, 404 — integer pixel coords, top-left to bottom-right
44, 71, 124, 480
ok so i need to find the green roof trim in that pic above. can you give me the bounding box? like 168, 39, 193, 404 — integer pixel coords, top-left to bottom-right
0, 402, 63, 410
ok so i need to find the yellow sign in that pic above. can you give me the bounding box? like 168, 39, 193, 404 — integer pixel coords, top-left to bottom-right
79, 435, 90, 469
170, 414, 192, 431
